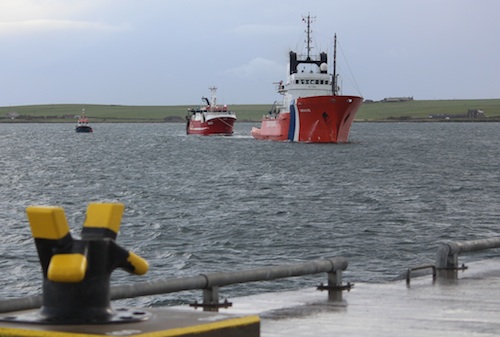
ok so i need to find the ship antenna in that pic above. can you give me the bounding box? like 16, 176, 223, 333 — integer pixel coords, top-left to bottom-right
302, 13, 315, 61
332, 33, 338, 95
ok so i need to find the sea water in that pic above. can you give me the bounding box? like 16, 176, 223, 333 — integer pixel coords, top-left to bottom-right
0, 122, 498, 307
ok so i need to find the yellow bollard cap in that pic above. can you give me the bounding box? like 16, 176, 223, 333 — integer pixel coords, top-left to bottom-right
83, 203, 125, 234
26, 206, 70, 240
48, 253, 88, 283
128, 252, 149, 275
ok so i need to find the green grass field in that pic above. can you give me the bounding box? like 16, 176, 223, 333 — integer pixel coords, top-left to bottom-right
1, 99, 500, 123
356, 99, 500, 121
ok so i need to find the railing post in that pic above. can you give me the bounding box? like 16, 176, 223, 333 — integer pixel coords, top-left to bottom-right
327, 270, 343, 301
436, 243, 458, 268
436, 243, 459, 280
203, 286, 219, 312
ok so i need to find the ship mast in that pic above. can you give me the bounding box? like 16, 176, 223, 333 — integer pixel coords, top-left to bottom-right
333, 33, 338, 96
302, 14, 315, 61
208, 86, 217, 107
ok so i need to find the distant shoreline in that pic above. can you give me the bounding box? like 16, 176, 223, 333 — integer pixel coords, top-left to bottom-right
1, 99, 500, 123
2, 118, 500, 124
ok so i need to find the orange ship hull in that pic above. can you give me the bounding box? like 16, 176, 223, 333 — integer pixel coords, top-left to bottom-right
251, 95, 362, 143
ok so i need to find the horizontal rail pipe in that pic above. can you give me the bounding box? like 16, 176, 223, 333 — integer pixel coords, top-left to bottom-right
0, 257, 347, 314
0, 296, 42, 315
201, 257, 347, 288
436, 237, 500, 270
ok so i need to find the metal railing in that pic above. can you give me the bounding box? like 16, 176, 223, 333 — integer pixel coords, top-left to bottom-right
406, 264, 436, 285
436, 237, 500, 269
406, 237, 500, 284
0, 257, 348, 313
434, 237, 500, 279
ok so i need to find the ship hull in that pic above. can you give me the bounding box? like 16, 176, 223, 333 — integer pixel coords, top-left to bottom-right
75, 126, 93, 133
187, 116, 236, 136
251, 95, 362, 143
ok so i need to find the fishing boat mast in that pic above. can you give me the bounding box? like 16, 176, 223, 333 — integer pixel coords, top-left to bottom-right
333, 33, 338, 96
209, 86, 218, 108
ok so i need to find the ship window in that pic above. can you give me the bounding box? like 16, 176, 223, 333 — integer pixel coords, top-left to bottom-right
315, 80, 319, 84
296, 80, 299, 84
301, 80, 304, 84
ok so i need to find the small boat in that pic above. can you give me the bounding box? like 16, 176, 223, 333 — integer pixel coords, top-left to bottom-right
75, 109, 93, 133
186, 87, 236, 136
251, 14, 363, 143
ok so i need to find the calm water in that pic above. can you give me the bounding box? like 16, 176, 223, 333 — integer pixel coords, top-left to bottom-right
0, 122, 499, 306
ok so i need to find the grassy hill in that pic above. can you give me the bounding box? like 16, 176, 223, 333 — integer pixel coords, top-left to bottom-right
357, 99, 500, 121
1, 99, 500, 123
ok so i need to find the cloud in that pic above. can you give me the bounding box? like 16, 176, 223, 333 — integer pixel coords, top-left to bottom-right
0, 0, 130, 36
225, 57, 284, 79
0, 19, 130, 36
0, 0, 95, 19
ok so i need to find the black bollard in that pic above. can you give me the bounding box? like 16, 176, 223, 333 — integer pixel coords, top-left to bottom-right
17, 203, 149, 324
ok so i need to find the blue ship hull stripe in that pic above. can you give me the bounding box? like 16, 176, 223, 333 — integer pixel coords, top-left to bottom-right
288, 100, 299, 141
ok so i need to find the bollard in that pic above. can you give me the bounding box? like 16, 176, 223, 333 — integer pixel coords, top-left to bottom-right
4, 203, 149, 324
0, 203, 260, 337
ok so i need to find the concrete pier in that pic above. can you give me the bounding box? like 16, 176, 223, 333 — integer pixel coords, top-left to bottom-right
0, 309, 259, 337
1, 259, 499, 336
209, 259, 500, 336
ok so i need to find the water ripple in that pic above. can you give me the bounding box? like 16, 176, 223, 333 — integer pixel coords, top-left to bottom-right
0, 122, 499, 305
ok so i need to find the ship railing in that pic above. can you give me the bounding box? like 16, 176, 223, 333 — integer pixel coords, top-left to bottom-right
264, 101, 281, 119
0, 257, 349, 313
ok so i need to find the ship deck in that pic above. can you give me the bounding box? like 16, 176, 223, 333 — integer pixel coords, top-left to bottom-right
185, 258, 500, 336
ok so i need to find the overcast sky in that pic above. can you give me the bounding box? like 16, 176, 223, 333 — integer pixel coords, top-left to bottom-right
1, 0, 499, 106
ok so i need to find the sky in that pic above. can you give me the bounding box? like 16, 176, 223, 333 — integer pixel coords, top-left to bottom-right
0, 0, 499, 106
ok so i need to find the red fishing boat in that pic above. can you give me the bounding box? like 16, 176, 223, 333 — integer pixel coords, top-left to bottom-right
186, 87, 236, 136
251, 15, 362, 143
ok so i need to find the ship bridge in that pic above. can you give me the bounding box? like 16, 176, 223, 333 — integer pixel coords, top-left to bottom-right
280, 50, 334, 102
286, 71, 332, 96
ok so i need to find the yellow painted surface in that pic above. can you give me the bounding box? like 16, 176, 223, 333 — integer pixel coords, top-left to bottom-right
0, 315, 260, 337
83, 203, 124, 233
26, 206, 70, 240
145, 315, 261, 337
128, 252, 149, 275
48, 254, 88, 283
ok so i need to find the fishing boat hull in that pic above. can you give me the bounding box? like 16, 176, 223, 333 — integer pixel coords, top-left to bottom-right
75, 126, 93, 133
187, 115, 236, 136
251, 95, 362, 143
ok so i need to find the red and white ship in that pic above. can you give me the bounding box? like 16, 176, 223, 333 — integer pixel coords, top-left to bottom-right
186, 86, 236, 136
75, 108, 93, 133
251, 15, 363, 143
